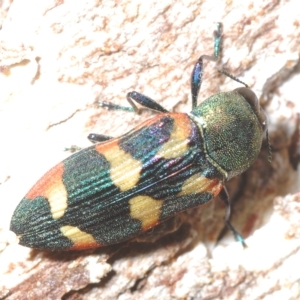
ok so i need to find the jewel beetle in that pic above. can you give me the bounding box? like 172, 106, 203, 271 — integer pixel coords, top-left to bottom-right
10, 24, 268, 251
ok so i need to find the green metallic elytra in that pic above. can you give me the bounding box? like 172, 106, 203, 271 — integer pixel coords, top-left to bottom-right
190, 87, 267, 180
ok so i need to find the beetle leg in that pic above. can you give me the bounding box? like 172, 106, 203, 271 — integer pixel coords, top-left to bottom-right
99, 91, 169, 114
191, 22, 222, 110
99, 101, 136, 113
218, 187, 247, 248
126, 91, 169, 113
87, 133, 114, 143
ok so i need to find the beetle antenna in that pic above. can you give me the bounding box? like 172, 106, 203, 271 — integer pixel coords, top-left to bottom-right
218, 69, 249, 88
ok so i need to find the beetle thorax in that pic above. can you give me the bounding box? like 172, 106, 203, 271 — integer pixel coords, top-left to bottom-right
190, 90, 265, 180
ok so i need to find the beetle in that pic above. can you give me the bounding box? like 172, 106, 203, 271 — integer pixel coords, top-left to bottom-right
10, 24, 268, 250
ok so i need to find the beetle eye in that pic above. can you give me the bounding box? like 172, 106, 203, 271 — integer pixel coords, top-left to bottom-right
234, 87, 267, 132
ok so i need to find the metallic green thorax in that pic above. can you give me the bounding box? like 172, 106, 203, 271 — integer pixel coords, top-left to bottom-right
191, 88, 266, 180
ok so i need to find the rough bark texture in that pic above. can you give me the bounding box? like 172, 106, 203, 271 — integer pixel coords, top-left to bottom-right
0, 0, 300, 299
